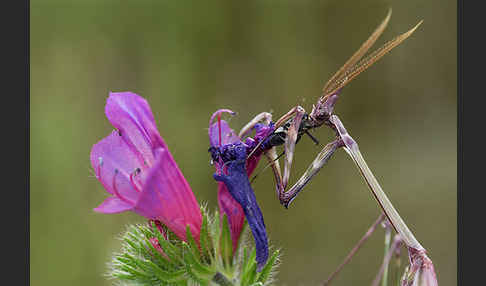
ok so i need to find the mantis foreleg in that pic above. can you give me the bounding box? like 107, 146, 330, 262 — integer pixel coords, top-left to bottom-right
238, 112, 272, 139
280, 139, 342, 208
282, 106, 306, 190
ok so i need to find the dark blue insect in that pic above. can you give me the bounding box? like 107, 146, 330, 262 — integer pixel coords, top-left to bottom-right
212, 143, 269, 272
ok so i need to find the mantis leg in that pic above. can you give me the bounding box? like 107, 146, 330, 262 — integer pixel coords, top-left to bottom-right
280, 139, 343, 208
250, 106, 336, 207
263, 147, 283, 199
263, 137, 342, 207
274, 106, 305, 129
260, 106, 313, 205
238, 112, 272, 138
247, 106, 305, 160
282, 106, 306, 190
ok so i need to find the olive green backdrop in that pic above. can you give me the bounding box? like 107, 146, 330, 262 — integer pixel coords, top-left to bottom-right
31, 0, 456, 285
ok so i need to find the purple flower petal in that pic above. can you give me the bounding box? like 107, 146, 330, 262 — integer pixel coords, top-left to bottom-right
90, 130, 143, 204
94, 196, 134, 213
209, 111, 247, 251
92, 92, 202, 243
134, 148, 202, 241
105, 92, 166, 167
209, 109, 239, 147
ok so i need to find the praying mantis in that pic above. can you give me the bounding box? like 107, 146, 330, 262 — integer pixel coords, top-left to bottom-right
211, 10, 436, 283
237, 9, 423, 212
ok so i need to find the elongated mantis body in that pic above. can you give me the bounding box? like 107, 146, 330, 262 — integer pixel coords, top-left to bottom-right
241, 9, 422, 209
210, 9, 436, 285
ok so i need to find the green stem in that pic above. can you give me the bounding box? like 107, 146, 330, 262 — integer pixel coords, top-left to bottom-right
394, 247, 402, 286
382, 226, 392, 286
371, 235, 402, 286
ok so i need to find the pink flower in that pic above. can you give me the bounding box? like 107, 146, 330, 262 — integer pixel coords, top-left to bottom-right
91, 92, 202, 242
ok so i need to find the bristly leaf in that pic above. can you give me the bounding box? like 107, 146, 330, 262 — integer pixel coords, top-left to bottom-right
143, 238, 171, 269
140, 260, 185, 283
151, 224, 183, 265
232, 222, 250, 280
211, 210, 222, 250
210, 210, 224, 269
186, 225, 201, 261
241, 248, 258, 285
108, 209, 280, 285
256, 249, 280, 285
220, 214, 234, 269
181, 242, 214, 277
200, 207, 212, 262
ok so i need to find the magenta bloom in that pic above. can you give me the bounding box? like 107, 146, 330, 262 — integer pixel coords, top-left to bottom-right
91, 92, 202, 242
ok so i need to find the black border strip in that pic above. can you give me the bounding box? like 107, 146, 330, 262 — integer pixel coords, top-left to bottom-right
3, 0, 29, 283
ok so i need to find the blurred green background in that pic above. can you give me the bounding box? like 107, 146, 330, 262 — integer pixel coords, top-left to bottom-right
30, 0, 456, 285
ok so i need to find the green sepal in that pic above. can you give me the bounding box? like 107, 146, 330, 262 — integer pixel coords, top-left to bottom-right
184, 264, 209, 286
143, 237, 172, 269
256, 249, 280, 284
200, 208, 211, 259
211, 210, 222, 252
181, 242, 214, 276
241, 248, 257, 285
108, 209, 281, 285
141, 260, 185, 283
151, 224, 183, 265
242, 246, 249, 269
123, 232, 140, 252
186, 225, 201, 261
210, 210, 223, 268
112, 272, 137, 281
181, 242, 214, 286
118, 263, 151, 280
220, 214, 233, 269
115, 254, 138, 269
